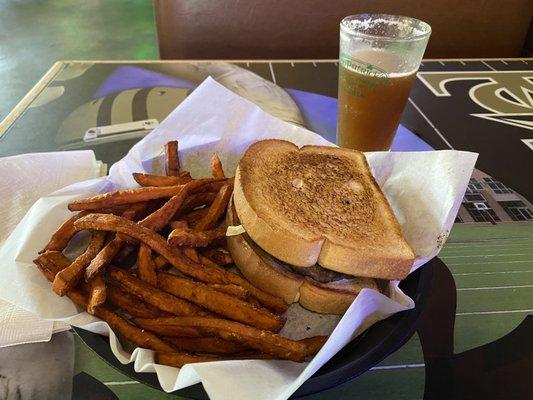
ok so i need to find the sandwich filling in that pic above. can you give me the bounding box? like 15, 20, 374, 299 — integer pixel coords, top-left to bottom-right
289, 264, 352, 284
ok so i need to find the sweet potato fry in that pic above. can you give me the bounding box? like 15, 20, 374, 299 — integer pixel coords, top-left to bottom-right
111, 201, 151, 254
137, 244, 157, 286
300, 336, 328, 356
133, 173, 192, 187
85, 237, 123, 281
34, 251, 72, 274
169, 220, 188, 230
164, 336, 248, 354
52, 232, 106, 296
112, 242, 136, 264
153, 254, 169, 270
133, 318, 204, 337
168, 227, 226, 247
183, 248, 200, 262
194, 184, 233, 231
34, 254, 69, 284
178, 192, 217, 214
208, 284, 249, 300
108, 267, 210, 317
182, 208, 209, 228
99, 205, 130, 214
165, 140, 180, 176
134, 317, 306, 361
210, 153, 225, 179
196, 180, 228, 194
97, 306, 175, 352
74, 214, 288, 313
34, 253, 72, 284
156, 352, 220, 368
84, 203, 148, 280
120, 201, 150, 220
157, 272, 284, 331
39, 211, 90, 253
107, 285, 171, 318
131, 179, 216, 235
155, 351, 280, 368
200, 248, 233, 265
38, 265, 56, 283
68, 186, 186, 211
198, 255, 223, 269
87, 271, 106, 315
168, 222, 200, 261
237, 280, 288, 314
232, 341, 322, 359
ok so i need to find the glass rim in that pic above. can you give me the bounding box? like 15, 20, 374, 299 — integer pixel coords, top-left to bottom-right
340, 14, 431, 42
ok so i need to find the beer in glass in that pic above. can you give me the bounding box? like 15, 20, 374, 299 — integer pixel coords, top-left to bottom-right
337, 14, 431, 151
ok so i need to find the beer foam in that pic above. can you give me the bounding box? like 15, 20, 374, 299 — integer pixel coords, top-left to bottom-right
343, 16, 428, 39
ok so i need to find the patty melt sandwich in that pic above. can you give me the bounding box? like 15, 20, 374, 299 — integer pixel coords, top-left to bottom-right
226, 139, 414, 314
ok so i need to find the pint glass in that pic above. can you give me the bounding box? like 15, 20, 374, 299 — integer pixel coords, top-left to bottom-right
337, 14, 431, 151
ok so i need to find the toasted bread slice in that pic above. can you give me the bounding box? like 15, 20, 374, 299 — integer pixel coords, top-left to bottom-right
233, 139, 414, 280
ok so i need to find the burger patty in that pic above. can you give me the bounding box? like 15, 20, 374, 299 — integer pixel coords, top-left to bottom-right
289, 264, 352, 284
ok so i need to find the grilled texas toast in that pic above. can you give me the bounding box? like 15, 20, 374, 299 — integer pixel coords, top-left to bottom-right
233, 139, 414, 280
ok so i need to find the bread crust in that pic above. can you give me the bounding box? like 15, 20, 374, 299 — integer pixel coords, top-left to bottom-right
234, 139, 414, 280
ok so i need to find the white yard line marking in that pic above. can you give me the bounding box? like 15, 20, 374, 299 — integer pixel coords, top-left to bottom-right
522, 138, 533, 151
457, 309, 533, 316
268, 62, 277, 84
481, 60, 497, 71
457, 284, 533, 291
443, 253, 531, 259
371, 363, 425, 370
443, 250, 533, 257
453, 270, 533, 276
446, 250, 533, 255
407, 98, 454, 148
447, 237, 533, 244
444, 242, 533, 249
450, 260, 533, 266
104, 381, 138, 386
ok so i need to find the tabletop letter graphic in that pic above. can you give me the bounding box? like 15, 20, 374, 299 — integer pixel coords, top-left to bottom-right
418, 71, 533, 130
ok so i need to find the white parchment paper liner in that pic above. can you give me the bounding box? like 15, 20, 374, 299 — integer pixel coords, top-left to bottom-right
0, 78, 477, 400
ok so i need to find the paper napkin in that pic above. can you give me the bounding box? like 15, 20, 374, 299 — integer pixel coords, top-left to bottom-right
0, 151, 103, 347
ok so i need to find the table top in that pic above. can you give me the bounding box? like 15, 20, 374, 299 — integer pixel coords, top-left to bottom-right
0, 58, 532, 400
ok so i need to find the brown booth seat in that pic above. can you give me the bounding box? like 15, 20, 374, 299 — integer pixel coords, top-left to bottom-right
154, 0, 532, 59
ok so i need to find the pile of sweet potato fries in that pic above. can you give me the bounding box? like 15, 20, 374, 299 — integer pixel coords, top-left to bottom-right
34, 141, 326, 367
